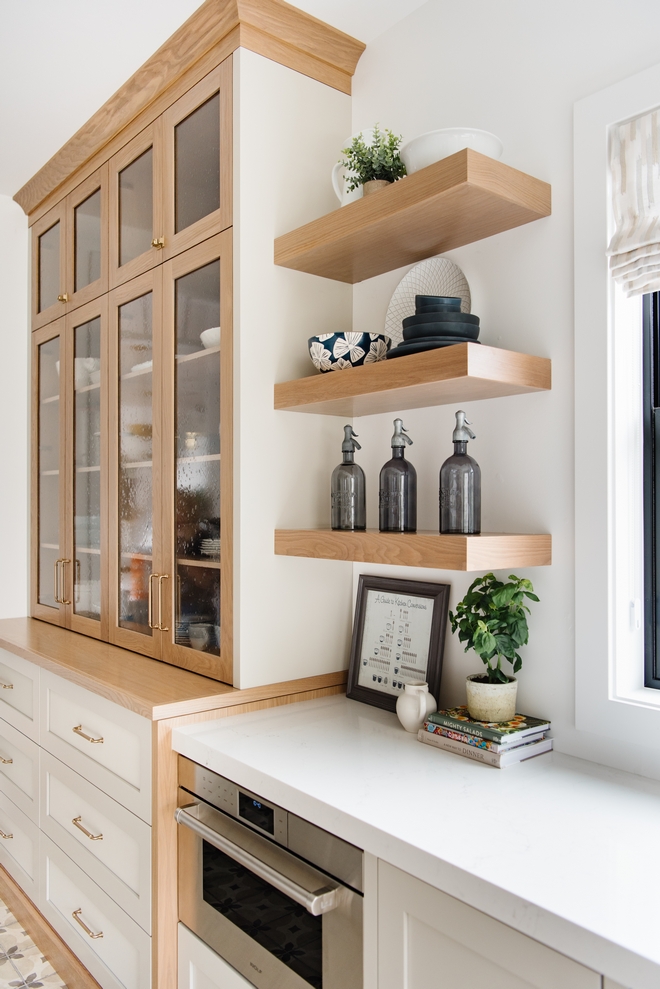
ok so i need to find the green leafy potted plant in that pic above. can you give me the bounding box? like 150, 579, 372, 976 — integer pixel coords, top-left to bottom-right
449, 573, 539, 722
340, 125, 407, 196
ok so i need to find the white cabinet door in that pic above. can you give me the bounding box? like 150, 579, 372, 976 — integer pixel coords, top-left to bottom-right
178, 923, 254, 989
378, 862, 600, 989
40, 670, 152, 823
0, 716, 40, 822
0, 648, 39, 740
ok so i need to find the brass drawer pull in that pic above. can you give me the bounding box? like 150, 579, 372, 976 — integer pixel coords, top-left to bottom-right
72, 725, 104, 744
0, 829, 13, 839
0, 682, 13, 690
72, 816, 103, 841
72, 908, 103, 939
148, 573, 159, 629
0, 755, 13, 765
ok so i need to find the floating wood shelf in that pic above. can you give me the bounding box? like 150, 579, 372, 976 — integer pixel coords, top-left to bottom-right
275, 530, 552, 571
274, 149, 551, 283
275, 343, 551, 417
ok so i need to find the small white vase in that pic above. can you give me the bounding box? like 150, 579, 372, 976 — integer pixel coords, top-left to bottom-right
465, 674, 518, 723
396, 681, 437, 733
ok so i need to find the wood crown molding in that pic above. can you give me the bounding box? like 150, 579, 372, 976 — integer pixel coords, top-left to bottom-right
13, 0, 365, 217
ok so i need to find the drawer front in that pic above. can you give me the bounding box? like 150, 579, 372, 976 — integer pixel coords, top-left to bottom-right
0, 717, 39, 822
0, 791, 39, 900
40, 671, 151, 823
40, 834, 151, 989
41, 751, 151, 933
0, 648, 39, 740
179, 923, 254, 989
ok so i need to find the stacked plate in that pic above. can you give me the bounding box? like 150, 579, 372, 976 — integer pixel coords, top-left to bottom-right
201, 538, 221, 558
386, 296, 480, 359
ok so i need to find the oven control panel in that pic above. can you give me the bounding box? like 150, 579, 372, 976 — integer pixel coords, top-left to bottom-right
179, 758, 288, 845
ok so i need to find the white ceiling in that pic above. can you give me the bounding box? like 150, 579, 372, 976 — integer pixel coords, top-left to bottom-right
0, 0, 428, 198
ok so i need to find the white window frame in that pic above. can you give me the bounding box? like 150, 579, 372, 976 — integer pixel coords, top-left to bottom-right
575, 61, 660, 746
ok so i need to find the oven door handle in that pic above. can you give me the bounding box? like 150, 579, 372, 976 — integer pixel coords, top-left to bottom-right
175, 805, 339, 916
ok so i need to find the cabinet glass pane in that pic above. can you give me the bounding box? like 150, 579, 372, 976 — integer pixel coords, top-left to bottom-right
74, 189, 101, 291
118, 293, 153, 635
119, 149, 153, 267
175, 94, 220, 233
38, 222, 60, 312
38, 336, 61, 607
73, 317, 101, 620
175, 260, 220, 655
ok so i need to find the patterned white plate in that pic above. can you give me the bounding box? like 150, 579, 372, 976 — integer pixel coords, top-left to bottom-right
385, 257, 471, 346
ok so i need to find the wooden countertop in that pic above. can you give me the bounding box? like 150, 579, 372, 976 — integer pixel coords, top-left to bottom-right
0, 618, 346, 721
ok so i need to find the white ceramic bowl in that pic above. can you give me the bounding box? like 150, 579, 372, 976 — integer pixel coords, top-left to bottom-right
401, 128, 503, 174
200, 326, 221, 349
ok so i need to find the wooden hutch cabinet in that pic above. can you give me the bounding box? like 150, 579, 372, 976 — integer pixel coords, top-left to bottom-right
21, 1, 362, 687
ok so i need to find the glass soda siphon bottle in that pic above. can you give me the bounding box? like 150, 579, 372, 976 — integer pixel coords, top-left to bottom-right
379, 418, 417, 532
439, 410, 481, 534
331, 425, 366, 530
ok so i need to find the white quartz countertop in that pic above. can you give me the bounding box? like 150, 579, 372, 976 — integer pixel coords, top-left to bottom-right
172, 695, 660, 989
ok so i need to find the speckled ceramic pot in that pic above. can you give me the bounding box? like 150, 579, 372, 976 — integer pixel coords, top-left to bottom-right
465, 674, 518, 723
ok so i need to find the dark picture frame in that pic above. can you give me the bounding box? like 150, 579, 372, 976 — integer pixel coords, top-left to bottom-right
346, 574, 450, 712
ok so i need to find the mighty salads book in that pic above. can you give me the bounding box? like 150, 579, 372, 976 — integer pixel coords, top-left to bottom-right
426, 706, 550, 744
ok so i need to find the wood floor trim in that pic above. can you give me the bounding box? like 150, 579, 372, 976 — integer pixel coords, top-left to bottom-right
0, 865, 102, 989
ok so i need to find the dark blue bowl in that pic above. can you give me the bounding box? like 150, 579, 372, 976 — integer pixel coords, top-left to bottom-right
308, 333, 391, 373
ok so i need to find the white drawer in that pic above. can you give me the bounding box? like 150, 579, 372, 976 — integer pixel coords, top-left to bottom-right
0, 648, 39, 740
41, 751, 151, 933
179, 923, 254, 989
0, 717, 39, 822
0, 790, 39, 901
40, 834, 151, 989
40, 671, 152, 823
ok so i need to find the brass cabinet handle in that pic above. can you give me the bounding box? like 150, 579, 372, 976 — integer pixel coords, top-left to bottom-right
0, 683, 13, 691
158, 574, 170, 632
72, 908, 103, 939
151, 237, 164, 249
72, 725, 104, 744
72, 816, 103, 841
0, 829, 13, 839
60, 559, 71, 605
54, 559, 61, 604
0, 755, 13, 765
57, 293, 69, 303
148, 573, 159, 629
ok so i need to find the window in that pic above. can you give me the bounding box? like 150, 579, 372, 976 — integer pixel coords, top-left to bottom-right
643, 293, 660, 688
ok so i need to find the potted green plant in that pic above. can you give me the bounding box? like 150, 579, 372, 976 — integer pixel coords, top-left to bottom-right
449, 573, 539, 722
340, 125, 407, 196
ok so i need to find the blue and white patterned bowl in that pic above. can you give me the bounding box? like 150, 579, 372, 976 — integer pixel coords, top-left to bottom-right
308, 332, 391, 373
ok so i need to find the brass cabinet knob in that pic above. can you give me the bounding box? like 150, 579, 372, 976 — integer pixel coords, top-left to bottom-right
57, 293, 69, 303
151, 237, 165, 249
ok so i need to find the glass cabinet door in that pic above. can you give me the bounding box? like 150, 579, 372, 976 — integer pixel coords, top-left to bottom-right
66, 165, 108, 310
32, 323, 67, 625
163, 60, 231, 260
162, 232, 231, 680
109, 124, 163, 290
68, 300, 107, 638
32, 204, 67, 330
108, 271, 163, 657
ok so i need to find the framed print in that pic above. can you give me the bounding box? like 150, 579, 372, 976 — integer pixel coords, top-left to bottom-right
346, 575, 450, 712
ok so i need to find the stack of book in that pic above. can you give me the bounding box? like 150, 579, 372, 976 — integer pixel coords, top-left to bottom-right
418, 706, 552, 768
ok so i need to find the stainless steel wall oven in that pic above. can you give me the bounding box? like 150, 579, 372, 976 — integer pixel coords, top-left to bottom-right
176, 756, 363, 989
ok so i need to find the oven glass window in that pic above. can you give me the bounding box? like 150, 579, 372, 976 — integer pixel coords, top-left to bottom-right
203, 841, 322, 988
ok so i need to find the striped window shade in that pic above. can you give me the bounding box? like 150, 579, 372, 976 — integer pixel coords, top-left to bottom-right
607, 107, 660, 296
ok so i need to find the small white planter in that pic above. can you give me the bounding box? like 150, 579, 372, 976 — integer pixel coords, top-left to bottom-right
465, 674, 518, 723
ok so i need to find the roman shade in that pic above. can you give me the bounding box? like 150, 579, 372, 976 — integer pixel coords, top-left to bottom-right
607, 107, 660, 296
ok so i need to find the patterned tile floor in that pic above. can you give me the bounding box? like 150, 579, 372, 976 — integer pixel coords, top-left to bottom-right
0, 899, 66, 988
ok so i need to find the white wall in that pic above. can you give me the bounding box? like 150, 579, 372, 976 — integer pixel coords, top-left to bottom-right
0, 196, 29, 618
348, 0, 660, 778
234, 50, 354, 688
